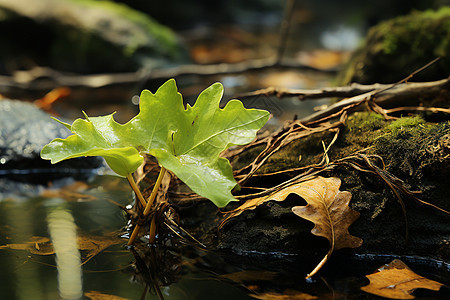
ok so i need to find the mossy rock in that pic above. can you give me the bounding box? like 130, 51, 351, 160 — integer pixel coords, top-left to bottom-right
183, 112, 450, 262
338, 7, 450, 85
0, 0, 186, 74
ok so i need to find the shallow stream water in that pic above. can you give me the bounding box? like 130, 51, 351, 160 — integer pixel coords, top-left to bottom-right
1, 173, 449, 299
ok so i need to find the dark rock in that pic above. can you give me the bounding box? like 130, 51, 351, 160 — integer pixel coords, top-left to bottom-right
338, 7, 450, 84
0, 0, 187, 74
0, 99, 103, 180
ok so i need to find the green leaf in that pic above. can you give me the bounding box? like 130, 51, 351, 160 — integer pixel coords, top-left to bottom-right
41, 115, 144, 177
41, 79, 269, 207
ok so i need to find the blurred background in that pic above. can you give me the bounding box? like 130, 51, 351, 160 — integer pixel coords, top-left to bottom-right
0, 1, 449, 299
0, 0, 448, 122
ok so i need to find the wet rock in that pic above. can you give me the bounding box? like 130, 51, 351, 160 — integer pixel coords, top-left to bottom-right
0, 0, 187, 74
338, 7, 450, 84
0, 99, 103, 179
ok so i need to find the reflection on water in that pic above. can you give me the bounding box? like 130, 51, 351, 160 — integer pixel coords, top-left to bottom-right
0, 175, 255, 299
47, 203, 82, 300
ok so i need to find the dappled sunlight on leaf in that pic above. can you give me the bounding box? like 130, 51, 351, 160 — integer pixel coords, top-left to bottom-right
361, 259, 444, 299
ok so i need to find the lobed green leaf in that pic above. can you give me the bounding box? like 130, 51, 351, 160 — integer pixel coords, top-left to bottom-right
41, 79, 270, 207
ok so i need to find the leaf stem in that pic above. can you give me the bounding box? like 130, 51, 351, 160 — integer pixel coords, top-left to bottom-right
306, 247, 333, 279
127, 166, 166, 246
126, 174, 147, 207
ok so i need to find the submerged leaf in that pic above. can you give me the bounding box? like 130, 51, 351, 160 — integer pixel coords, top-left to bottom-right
41, 79, 269, 207
361, 259, 443, 299
0, 232, 123, 264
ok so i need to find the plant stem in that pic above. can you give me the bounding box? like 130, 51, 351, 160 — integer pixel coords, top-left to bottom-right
127, 167, 166, 246
143, 167, 166, 216
126, 173, 147, 207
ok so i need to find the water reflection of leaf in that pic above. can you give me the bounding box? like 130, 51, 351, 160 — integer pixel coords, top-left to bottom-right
361, 259, 443, 299
40, 181, 97, 202
85, 290, 130, 300
250, 289, 317, 300
0, 231, 123, 264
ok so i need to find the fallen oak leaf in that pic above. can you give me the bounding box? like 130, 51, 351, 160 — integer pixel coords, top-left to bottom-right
221, 176, 362, 278
221, 177, 321, 227
291, 177, 362, 278
361, 259, 444, 299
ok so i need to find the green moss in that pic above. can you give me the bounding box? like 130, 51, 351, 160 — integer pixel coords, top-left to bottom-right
387, 115, 425, 132
339, 7, 450, 84
69, 0, 181, 59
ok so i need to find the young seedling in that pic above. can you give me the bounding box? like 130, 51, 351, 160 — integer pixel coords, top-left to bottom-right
41, 79, 269, 245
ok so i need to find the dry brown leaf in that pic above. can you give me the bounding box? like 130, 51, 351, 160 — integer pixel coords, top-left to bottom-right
85, 290, 130, 300
223, 176, 362, 278
291, 177, 362, 277
361, 259, 444, 299
251, 289, 318, 300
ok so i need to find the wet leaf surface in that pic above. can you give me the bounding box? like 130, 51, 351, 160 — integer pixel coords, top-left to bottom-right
360, 259, 444, 299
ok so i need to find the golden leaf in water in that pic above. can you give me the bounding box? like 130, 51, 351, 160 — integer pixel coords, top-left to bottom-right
85, 291, 130, 300
0, 231, 123, 264
361, 259, 443, 299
